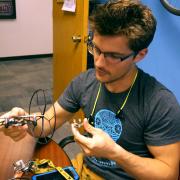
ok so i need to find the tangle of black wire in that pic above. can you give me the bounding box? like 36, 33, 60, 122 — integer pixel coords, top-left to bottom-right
28, 89, 56, 144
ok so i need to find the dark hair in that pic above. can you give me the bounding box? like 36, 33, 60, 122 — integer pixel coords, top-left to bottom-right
89, 0, 157, 52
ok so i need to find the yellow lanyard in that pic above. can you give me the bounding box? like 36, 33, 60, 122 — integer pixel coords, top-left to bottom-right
89, 71, 138, 125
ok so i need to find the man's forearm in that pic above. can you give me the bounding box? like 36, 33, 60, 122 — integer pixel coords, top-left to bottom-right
28, 103, 74, 138
109, 144, 178, 180
27, 112, 56, 138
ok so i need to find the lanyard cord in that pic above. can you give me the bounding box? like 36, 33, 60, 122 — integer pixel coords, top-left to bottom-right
116, 70, 138, 116
89, 70, 138, 124
90, 83, 102, 117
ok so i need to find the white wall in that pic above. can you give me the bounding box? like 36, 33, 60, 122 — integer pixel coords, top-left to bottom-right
0, 0, 52, 58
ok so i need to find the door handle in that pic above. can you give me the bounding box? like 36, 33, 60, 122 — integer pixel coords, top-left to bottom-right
72, 35, 81, 43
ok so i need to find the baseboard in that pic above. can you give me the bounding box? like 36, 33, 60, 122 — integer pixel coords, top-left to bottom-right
0, 54, 53, 61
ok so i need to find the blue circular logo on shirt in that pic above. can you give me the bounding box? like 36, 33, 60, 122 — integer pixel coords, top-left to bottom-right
95, 109, 122, 141
89, 109, 122, 168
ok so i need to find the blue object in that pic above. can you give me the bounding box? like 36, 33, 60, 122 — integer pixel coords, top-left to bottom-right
31, 166, 79, 180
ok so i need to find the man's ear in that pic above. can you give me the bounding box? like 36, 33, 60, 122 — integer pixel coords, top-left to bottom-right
133, 48, 148, 63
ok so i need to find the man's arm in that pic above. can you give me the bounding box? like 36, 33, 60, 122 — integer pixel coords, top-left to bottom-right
31, 101, 75, 137
111, 142, 179, 180
72, 119, 179, 180
0, 101, 74, 141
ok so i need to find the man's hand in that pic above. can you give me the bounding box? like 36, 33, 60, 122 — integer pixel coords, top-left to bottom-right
0, 107, 28, 141
71, 118, 119, 158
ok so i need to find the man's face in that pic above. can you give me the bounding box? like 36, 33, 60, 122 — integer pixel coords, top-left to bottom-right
93, 33, 136, 85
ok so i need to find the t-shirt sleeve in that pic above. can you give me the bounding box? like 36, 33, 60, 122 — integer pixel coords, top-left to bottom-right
58, 74, 84, 113
144, 89, 180, 146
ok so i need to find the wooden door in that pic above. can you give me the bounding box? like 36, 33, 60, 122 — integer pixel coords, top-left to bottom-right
53, 0, 89, 100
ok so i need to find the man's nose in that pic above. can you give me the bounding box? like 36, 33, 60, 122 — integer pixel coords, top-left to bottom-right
94, 53, 106, 67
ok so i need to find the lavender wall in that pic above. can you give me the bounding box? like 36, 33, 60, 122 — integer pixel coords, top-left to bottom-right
138, 0, 180, 103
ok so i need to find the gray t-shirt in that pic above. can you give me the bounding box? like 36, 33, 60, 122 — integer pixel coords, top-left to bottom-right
58, 68, 180, 179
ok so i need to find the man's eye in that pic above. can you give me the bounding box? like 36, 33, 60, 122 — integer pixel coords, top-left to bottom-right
94, 47, 101, 54
109, 53, 122, 59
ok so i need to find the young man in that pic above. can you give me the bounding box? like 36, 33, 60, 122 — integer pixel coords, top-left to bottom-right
1, 1, 180, 179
